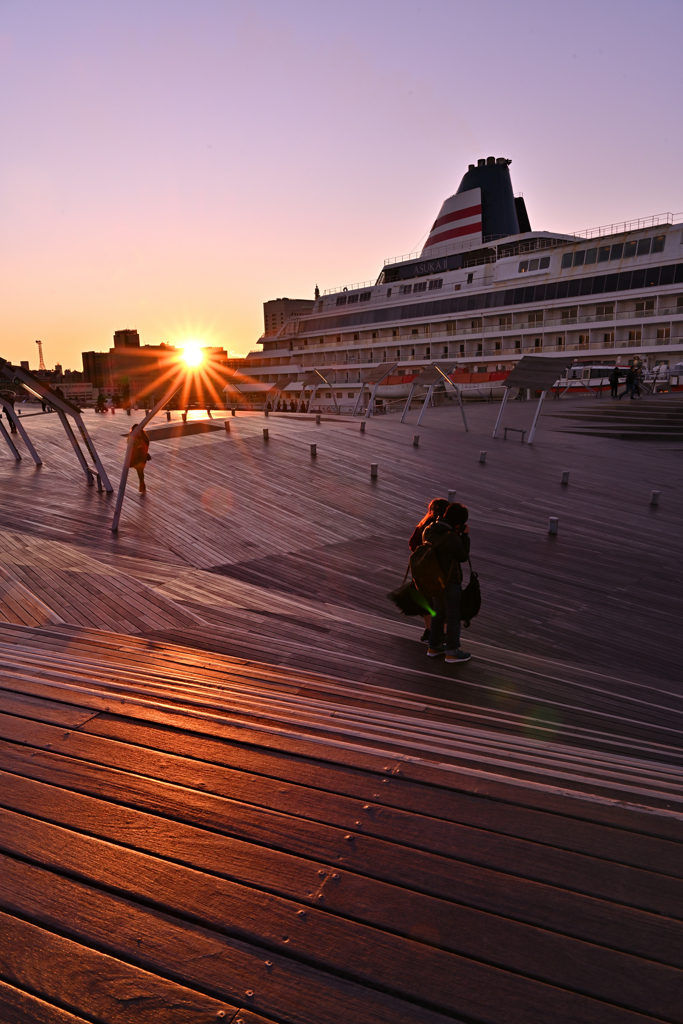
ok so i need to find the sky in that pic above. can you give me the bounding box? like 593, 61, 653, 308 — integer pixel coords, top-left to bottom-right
1, 0, 682, 370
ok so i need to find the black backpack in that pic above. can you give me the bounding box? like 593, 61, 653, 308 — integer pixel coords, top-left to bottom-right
409, 532, 451, 600
460, 559, 481, 627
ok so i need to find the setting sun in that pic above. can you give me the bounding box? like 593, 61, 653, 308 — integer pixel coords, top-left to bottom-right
182, 342, 204, 368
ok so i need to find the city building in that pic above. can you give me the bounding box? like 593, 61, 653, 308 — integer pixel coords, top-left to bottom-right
263, 297, 314, 338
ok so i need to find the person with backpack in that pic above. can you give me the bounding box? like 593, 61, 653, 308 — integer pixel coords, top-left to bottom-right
415, 502, 472, 664
128, 424, 151, 493
409, 497, 449, 642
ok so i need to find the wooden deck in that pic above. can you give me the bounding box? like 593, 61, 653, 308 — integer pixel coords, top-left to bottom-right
0, 399, 682, 1022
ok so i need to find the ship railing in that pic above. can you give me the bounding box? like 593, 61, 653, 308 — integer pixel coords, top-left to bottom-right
574, 212, 680, 240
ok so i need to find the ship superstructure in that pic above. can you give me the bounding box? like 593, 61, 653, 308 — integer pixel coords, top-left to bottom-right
237, 157, 683, 409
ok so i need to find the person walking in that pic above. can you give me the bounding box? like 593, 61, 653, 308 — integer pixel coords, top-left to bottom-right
608, 366, 620, 399
618, 366, 637, 400
129, 424, 151, 493
423, 502, 472, 664
409, 497, 449, 642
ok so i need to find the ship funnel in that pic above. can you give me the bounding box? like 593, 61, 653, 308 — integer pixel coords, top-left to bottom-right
455, 157, 520, 239
421, 157, 530, 255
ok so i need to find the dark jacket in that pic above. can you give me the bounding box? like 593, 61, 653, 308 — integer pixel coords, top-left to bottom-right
422, 520, 470, 585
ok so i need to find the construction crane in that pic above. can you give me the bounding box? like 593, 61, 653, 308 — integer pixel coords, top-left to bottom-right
35, 339, 46, 371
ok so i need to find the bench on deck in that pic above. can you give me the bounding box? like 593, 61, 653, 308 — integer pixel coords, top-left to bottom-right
503, 426, 526, 442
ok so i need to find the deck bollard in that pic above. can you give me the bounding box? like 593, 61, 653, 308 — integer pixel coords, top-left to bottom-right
561, 471, 570, 485
224, 420, 230, 432
479, 451, 487, 464
181, 412, 187, 422
370, 463, 378, 479
316, 413, 321, 425
263, 428, 269, 441
548, 517, 559, 535
264, 408, 269, 417
231, 408, 236, 416
413, 434, 419, 447
360, 421, 366, 433
310, 443, 317, 457
650, 490, 660, 506
166, 410, 171, 421
448, 489, 456, 503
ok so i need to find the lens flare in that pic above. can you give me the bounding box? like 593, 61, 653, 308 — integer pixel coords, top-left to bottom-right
182, 343, 203, 368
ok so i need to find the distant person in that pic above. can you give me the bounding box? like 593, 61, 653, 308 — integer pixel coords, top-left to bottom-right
608, 366, 620, 399
129, 424, 151, 493
95, 393, 105, 413
1, 393, 18, 433
422, 503, 472, 664
409, 497, 449, 643
619, 366, 637, 400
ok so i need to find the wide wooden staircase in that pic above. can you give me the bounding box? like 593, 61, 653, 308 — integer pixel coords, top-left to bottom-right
0, 620, 681, 1024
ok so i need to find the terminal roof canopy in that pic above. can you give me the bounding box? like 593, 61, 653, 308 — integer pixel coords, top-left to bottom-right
360, 362, 398, 384
503, 355, 574, 391
409, 361, 459, 386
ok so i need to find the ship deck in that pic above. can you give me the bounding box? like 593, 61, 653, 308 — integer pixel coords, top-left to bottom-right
0, 395, 681, 1023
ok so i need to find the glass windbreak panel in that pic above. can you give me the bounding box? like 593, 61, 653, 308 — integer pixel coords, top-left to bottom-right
539, 256, 550, 269
652, 234, 666, 253
624, 240, 637, 257
598, 245, 610, 262
585, 248, 598, 264
610, 243, 624, 260
561, 253, 573, 268
573, 250, 585, 266
637, 238, 651, 256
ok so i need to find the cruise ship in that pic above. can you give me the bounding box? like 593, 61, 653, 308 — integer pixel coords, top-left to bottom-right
232, 158, 683, 411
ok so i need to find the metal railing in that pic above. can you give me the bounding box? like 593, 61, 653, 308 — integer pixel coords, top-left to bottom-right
574, 212, 681, 241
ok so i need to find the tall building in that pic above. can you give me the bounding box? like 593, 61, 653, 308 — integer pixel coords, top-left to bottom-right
113, 329, 141, 349
263, 298, 314, 338
82, 350, 112, 391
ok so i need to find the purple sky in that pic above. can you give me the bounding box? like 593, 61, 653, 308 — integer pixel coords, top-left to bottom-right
1, 0, 682, 369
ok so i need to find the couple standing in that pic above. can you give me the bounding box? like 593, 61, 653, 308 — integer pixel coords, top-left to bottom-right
409, 498, 472, 665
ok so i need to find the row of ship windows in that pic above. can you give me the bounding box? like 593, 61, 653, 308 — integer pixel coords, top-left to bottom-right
399, 279, 444, 295
559, 235, 666, 270
518, 257, 551, 273
335, 290, 373, 306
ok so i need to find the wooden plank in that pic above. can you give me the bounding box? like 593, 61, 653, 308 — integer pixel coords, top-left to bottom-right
2, 741, 682, 962
0, 714, 678, 914
78, 711, 683, 876
2, 769, 679, 971
0, 979, 90, 1024
0, 855, 464, 1024
0, 691, 98, 729
2, 663, 682, 842
1, 804, 681, 1020
0, 911, 240, 1023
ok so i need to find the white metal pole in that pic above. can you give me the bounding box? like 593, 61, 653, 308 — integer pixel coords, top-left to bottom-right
111, 374, 184, 532
0, 399, 41, 464
400, 383, 416, 423
0, 416, 21, 460
492, 388, 510, 438
527, 390, 547, 444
